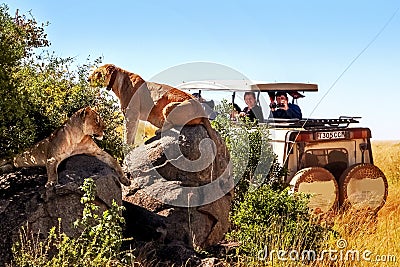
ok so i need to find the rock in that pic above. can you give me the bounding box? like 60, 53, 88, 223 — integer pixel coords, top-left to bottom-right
123, 125, 233, 253
0, 155, 123, 265
122, 200, 166, 241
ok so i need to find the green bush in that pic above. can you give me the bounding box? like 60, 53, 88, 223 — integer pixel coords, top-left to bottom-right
11, 178, 133, 266
0, 4, 50, 157
227, 185, 332, 261
212, 100, 333, 264
212, 100, 286, 206
0, 5, 124, 160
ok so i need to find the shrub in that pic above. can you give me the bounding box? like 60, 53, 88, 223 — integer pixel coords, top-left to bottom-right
227, 185, 333, 261
0, 4, 50, 157
0, 6, 124, 160
212, 99, 286, 206
212, 100, 333, 264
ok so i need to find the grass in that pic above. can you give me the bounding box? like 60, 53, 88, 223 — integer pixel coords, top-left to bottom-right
305, 140, 400, 267
326, 140, 400, 267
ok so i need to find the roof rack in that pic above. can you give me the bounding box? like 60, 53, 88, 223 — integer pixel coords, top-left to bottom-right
264, 116, 361, 129
178, 81, 318, 101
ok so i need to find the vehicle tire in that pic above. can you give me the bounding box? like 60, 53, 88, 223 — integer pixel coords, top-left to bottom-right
338, 163, 388, 212
290, 167, 338, 214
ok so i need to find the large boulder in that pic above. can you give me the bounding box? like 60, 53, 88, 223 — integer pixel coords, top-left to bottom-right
123, 125, 233, 253
0, 155, 123, 265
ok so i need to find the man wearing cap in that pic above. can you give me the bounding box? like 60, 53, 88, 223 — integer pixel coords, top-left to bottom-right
269, 91, 302, 119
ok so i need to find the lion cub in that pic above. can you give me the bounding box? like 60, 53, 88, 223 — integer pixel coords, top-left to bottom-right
1, 107, 130, 187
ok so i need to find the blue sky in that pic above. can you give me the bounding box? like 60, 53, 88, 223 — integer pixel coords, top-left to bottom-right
4, 1, 400, 140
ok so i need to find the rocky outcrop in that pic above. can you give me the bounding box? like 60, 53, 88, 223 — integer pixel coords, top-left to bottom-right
122, 125, 233, 255
0, 155, 123, 265
0, 125, 233, 266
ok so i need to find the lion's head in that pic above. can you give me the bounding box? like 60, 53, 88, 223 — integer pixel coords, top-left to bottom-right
88, 64, 116, 89
76, 107, 105, 140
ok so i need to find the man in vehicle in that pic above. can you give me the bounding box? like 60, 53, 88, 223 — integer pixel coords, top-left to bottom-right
269, 91, 302, 119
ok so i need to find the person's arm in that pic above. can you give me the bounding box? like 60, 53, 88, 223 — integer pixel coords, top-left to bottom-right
239, 107, 247, 117
253, 105, 264, 122
286, 104, 302, 119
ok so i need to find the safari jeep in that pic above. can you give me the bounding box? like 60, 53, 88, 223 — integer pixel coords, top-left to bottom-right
267, 116, 388, 215
179, 81, 388, 215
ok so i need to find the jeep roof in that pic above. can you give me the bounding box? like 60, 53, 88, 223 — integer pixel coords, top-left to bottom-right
178, 80, 318, 103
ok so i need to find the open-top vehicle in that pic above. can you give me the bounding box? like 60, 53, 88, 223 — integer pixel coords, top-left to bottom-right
178, 80, 388, 215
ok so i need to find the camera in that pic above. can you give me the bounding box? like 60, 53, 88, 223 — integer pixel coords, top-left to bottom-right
269, 102, 285, 109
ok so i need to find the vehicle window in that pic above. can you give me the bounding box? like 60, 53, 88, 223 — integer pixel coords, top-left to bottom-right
301, 148, 348, 168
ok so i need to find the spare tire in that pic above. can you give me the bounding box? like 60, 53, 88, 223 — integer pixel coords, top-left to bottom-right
339, 164, 388, 212
290, 167, 338, 213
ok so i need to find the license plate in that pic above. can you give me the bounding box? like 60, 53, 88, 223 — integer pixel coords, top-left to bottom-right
315, 131, 347, 140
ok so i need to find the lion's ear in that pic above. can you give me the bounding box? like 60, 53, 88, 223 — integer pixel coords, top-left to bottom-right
105, 64, 116, 75
80, 107, 92, 118
85, 106, 93, 114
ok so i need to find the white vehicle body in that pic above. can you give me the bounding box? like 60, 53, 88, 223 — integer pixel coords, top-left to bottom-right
267, 124, 373, 183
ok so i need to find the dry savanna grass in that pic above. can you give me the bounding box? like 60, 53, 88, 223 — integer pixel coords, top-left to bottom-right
313, 140, 400, 267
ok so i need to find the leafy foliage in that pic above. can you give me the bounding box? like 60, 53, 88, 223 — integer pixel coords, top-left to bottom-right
0, 4, 50, 156
0, 5, 124, 160
227, 186, 333, 260
212, 100, 286, 206
11, 178, 132, 266
212, 100, 332, 263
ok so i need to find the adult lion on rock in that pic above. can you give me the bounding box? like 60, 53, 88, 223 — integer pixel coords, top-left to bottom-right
88, 64, 227, 151
0, 107, 131, 187
88, 64, 230, 182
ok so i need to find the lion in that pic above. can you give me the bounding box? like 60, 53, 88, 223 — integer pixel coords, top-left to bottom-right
0, 107, 131, 187
88, 64, 228, 172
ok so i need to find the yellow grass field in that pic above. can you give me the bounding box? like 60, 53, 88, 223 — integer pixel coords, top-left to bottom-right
318, 141, 400, 267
